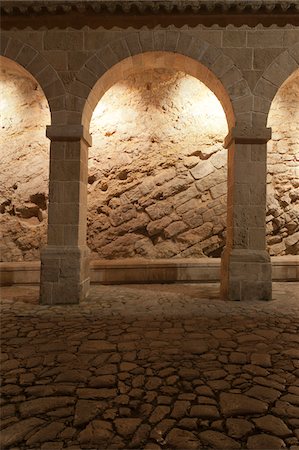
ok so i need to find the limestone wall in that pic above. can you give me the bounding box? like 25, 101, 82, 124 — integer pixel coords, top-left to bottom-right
0, 62, 50, 261
0, 61, 298, 261
88, 69, 228, 259
267, 71, 299, 256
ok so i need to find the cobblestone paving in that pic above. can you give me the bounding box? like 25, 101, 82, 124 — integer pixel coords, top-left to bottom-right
1, 282, 299, 450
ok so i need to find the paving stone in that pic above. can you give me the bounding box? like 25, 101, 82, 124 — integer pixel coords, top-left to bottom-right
170, 400, 190, 418
246, 385, 281, 402
130, 424, 151, 448
0, 418, 45, 448
253, 415, 292, 437
199, 430, 241, 449
226, 418, 254, 438
77, 388, 117, 399
247, 433, 286, 449
250, 353, 272, 367
182, 341, 209, 354
190, 404, 220, 419
19, 397, 75, 418
220, 393, 268, 416
55, 369, 90, 383
80, 340, 116, 353
78, 420, 113, 445
74, 399, 107, 426
114, 418, 142, 437
178, 418, 198, 430
149, 406, 171, 424
89, 375, 116, 387
26, 421, 65, 445
166, 428, 200, 449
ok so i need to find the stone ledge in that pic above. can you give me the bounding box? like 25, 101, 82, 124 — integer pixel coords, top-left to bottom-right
0, 256, 298, 286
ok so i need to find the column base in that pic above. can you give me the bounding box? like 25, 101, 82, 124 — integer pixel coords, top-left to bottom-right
39, 245, 90, 305
221, 248, 272, 301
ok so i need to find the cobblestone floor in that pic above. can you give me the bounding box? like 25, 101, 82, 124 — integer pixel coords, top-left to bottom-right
0, 282, 299, 450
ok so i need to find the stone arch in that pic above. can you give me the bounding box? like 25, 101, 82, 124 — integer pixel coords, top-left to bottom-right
254, 42, 299, 126
0, 34, 65, 123
69, 30, 251, 129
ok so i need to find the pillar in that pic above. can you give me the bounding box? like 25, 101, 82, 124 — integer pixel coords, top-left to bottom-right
221, 125, 272, 301
40, 125, 91, 304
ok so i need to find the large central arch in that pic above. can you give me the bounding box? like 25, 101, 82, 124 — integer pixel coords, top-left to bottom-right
41, 30, 271, 304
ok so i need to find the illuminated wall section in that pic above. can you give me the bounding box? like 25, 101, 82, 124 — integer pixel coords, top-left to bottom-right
267, 69, 299, 256
88, 69, 228, 259
0, 57, 50, 261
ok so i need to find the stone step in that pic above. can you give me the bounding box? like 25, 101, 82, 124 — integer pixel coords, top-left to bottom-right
0, 256, 298, 286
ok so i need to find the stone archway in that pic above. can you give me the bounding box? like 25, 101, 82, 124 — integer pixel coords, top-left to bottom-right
0, 35, 65, 122
0, 56, 51, 263
266, 67, 299, 258
40, 30, 273, 304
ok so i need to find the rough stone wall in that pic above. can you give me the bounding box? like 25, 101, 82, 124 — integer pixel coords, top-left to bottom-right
88, 69, 228, 259
266, 70, 299, 256
0, 62, 50, 261
0, 61, 298, 261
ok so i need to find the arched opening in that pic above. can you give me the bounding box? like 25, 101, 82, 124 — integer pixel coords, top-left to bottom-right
267, 69, 299, 257
84, 52, 233, 264
0, 56, 50, 262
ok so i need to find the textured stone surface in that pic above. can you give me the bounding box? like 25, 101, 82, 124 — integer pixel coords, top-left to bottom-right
1, 61, 298, 261
0, 281, 299, 449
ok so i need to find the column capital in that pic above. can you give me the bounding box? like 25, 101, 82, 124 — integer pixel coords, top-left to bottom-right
224, 125, 272, 149
46, 124, 92, 147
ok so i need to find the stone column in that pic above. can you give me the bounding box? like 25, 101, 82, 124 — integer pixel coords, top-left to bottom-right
221, 126, 272, 301
40, 125, 91, 305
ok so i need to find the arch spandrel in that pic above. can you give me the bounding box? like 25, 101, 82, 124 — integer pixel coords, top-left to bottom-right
69, 30, 254, 131
0, 35, 65, 124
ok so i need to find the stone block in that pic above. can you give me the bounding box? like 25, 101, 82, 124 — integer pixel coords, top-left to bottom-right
228, 79, 250, 100
200, 45, 222, 69
176, 33, 193, 55
288, 42, 299, 64
44, 80, 65, 100
36, 65, 59, 88
232, 95, 253, 114
111, 38, 130, 60
5, 38, 23, 59
85, 55, 107, 78
223, 48, 253, 71
125, 33, 142, 56
197, 30, 222, 47
77, 67, 98, 89
221, 66, 243, 88
191, 161, 214, 180
253, 48, 283, 71
0, 34, 10, 55
26, 54, 48, 78
211, 182, 227, 199
164, 30, 179, 52
186, 40, 209, 62
223, 30, 246, 48
68, 80, 91, 99
139, 30, 154, 52
15, 45, 37, 69
97, 45, 119, 68
44, 50, 68, 71
211, 53, 234, 79
47, 224, 64, 246
253, 96, 271, 114
247, 30, 284, 48
263, 61, 294, 89
254, 77, 280, 100
44, 31, 84, 51
248, 227, 266, 250
283, 29, 299, 46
